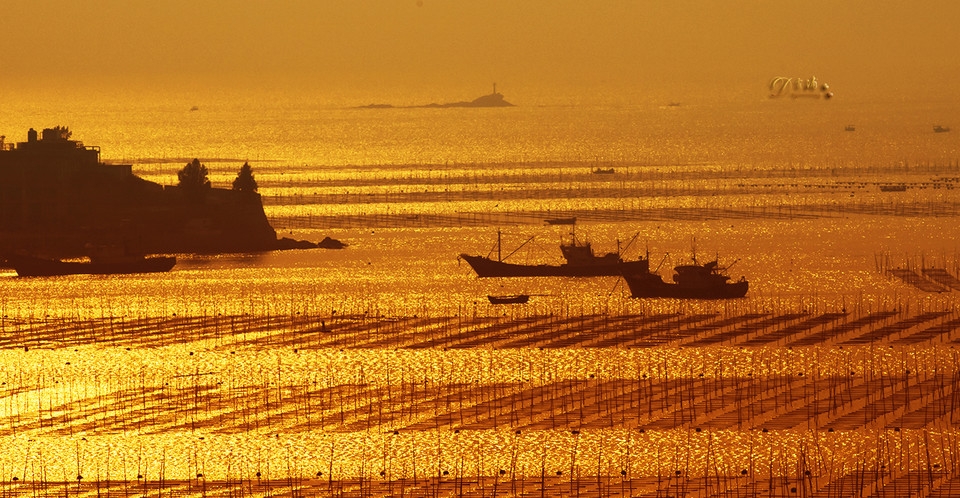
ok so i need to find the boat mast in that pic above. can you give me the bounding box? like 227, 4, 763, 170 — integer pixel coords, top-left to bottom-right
655, 253, 670, 272
504, 235, 537, 261
619, 231, 641, 257
487, 229, 503, 262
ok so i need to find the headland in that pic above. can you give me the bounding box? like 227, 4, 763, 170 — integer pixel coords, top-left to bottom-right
358, 85, 514, 109
0, 127, 316, 258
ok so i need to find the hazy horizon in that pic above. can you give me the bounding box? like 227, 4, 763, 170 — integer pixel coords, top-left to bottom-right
3, 1, 959, 107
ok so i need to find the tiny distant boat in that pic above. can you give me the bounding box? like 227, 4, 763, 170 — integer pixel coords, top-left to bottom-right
934, 125, 951, 133
487, 294, 530, 304
544, 217, 577, 225
460, 229, 648, 277
6, 253, 176, 277
845, 125, 856, 132
622, 257, 748, 299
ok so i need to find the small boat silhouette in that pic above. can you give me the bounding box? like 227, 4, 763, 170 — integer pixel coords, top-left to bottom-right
487, 294, 530, 304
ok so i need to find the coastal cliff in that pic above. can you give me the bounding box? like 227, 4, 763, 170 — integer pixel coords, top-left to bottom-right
0, 128, 287, 257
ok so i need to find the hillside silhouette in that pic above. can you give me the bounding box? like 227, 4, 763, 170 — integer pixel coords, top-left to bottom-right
0, 127, 307, 257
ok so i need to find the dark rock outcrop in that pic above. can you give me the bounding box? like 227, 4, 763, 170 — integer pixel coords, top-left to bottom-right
317, 236, 347, 249
0, 128, 300, 257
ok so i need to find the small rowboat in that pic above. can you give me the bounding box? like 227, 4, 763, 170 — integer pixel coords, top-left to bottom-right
487, 294, 530, 304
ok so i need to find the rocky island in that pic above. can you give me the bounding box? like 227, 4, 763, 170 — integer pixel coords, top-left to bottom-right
359, 84, 514, 109
0, 127, 317, 258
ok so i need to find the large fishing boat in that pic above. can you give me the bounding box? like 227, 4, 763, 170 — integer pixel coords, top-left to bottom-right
622, 257, 748, 299
6, 252, 176, 277
459, 229, 649, 277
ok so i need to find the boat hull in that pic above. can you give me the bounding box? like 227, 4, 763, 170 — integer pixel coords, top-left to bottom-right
487, 294, 530, 304
623, 272, 749, 299
7, 254, 176, 277
461, 254, 648, 277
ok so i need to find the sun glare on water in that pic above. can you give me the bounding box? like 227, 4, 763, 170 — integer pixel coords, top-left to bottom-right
3, 99, 960, 496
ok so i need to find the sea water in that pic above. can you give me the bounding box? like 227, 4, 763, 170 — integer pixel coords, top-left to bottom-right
2, 95, 957, 315
1, 92, 959, 487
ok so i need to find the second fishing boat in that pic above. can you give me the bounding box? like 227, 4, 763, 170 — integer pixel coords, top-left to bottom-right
622, 256, 748, 299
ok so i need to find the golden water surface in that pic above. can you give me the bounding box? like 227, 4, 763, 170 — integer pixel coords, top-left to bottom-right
1, 97, 960, 495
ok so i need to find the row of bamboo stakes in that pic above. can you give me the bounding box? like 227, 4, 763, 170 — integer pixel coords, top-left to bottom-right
2, 308, 959, 351
268, 199, 960, 230
2, 308, 960, 495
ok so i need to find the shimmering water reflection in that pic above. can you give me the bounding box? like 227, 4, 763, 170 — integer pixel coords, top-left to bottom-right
4, 98, 960, 495
0, 330, 958, 483
1, 428, 949, 483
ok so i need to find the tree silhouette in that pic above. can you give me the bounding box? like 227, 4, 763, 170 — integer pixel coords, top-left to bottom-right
178, 158, 211, 191
52, 126, 72, 140
232, 162, 258, 193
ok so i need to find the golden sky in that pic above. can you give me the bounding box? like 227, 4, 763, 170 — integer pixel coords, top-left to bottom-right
2, 0, 958, 104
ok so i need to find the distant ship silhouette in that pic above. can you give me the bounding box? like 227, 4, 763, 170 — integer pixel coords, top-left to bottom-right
359, 84, 514, 109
